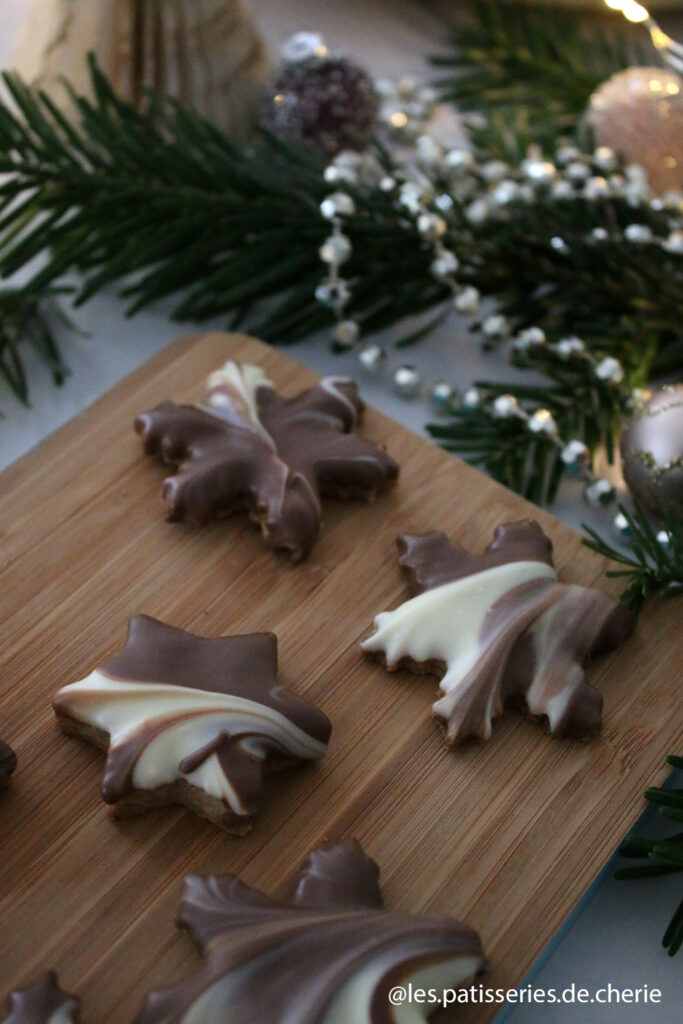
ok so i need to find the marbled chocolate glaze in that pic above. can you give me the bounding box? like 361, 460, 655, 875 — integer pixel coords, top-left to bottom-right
2, 972, 80, 1024
135, 362, 399, 562
53, 616, 331, 830
363, 521, 634, 744
136, 840, 486, 1024
0, 739, 17, 786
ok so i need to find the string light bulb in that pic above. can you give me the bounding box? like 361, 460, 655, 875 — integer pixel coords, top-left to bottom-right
604, 1, 683, 73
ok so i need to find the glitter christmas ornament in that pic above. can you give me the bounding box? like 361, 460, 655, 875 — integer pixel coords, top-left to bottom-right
261, 37, 379, 156
620, 385, 683, 516
587, 68, 683, 195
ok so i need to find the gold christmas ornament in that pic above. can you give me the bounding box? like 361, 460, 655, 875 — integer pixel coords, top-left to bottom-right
12, 0, 271, 142
586, 67, 683, 194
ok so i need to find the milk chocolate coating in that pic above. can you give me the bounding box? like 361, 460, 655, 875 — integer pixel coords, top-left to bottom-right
398, 520, 554, 595
0, 739, 17, 787
363, 520, 634, 743
2, 972, 80, 1024
135, 365, 398, 562
53, 615, 331, 828
136, 840, 486, 1024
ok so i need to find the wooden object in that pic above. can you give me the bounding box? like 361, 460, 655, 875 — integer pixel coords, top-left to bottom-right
0, 333, 680, 1022
12, 0, 270, 142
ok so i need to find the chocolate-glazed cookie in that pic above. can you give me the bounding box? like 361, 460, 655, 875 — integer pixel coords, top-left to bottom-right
136, 839, 487, 1024
2, 972, 80, 1024
362, 520, 634, 745
136, 361, 399, 562
53, 615, 331, 833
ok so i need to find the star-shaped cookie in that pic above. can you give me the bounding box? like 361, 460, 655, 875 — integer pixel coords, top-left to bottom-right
2, 972, 80, 1024
135, 361, 399, 562
135, 839, 486, 1024
362, 520, 634, 745
53, 615, 332, 833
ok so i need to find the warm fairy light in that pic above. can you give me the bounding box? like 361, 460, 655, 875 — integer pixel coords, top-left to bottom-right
605, 0, 683, 73
605, 0, 648, 23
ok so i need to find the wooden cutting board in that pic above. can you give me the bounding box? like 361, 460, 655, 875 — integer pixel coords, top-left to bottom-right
0, 332, 680, 1022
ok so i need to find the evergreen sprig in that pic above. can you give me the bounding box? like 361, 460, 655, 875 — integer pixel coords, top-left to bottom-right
582, 502, 683, 614
0, 60, 680, 512
615, 756, 683, 956
0, 287, 68, 407
431, 1, 652, 159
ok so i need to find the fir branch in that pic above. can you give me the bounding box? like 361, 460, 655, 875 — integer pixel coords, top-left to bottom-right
582, 503, 683, 614
431, 1, 652, 158
615, 755, 683, 956
0, 287, 69, 406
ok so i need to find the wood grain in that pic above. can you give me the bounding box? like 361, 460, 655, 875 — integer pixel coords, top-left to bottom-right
0, 332, 680, 1022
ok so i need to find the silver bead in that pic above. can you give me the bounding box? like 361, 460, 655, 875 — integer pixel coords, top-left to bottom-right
492, 394, 521, 418
333, 320, 360, 348
430, 380, 458, 415
624, 224, 653, 244
417, 213, 447, 241
435, 193, 454, 212
590, 227, 609, 242
584, 176, 610, 200
585, 477, 615, 507
416, 135, 443, 167
374, 78, 395, 98
550, 236, 568, 253
379, 175, 397, 193
491, 180, 520, 205
281, 31, 328, 64
431, 250, 459, 279
319, 234, 352, 264
556, 336, 585, 359
481, 160, 509, 183
465, 198, 490, 224
462, 386, 483, 411
566, 161, 590, 184
514, 327, 546, 352
453, 286, 480, 314
593, 146, 617, 173
551, 180, 574, 200
399, 182, 427, 213
324, 165, 357, 186
595, 356, 624, 385
396, 77, 417, 97
625, 164, 648, 186
663, 230, 683, 254
357, 342, 385, 374
320, 193, 356, 219
613, 511, 634, 543
522, 159, 556, 186
561, 439, 589, 474
623, 182, 651, 206
333, 150, 364, 171
656, 529, 672, 549
556, 145, 581, 166
392, 364, 422, 399
528, 409, 558, 436
315, 280, 350, 309
482, 314, 509, 339
445, 148, 475, 173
